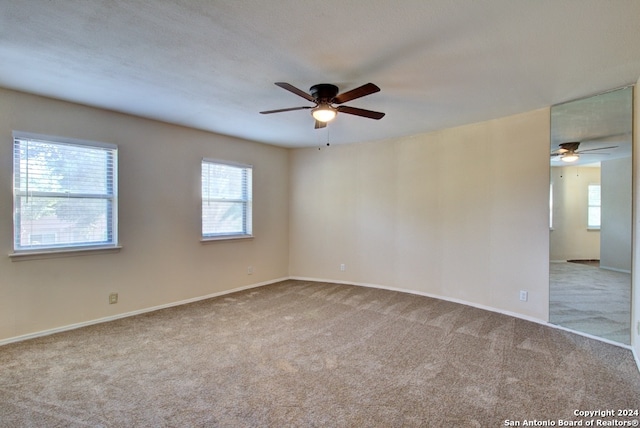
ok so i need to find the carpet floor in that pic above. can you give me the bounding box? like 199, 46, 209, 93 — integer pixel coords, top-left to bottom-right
1, 280, 639, 427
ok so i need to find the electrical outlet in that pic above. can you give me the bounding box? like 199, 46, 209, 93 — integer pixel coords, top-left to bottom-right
247, 266, 253, 275
519, 290, 528, 302
340, 264, 346, 272
109, 293, 118, 304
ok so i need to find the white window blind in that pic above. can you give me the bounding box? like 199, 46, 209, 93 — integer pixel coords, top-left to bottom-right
201, 160, 252, 239
13, 133, 118, 252
588, 183, 601, 229
549, 183, 553, 229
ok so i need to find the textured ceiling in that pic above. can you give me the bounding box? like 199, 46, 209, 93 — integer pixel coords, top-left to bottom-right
551, 87, 633, 167
1, 0, 640, 148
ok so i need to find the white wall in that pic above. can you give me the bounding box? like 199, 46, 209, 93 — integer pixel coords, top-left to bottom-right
601, 157, 632, 272
549, 166, 601, 261
0, 88, 290, 342
289, 109, 551, 321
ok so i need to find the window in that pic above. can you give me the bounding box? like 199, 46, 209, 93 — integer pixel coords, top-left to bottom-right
549, 183, 553, 229
587, 183, 601, 229
13, 132, 118, 253
201, 159, 252, 240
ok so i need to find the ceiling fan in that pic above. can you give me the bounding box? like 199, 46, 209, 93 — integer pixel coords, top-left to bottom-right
260, 82, 385, 129
550, 141, 617, 163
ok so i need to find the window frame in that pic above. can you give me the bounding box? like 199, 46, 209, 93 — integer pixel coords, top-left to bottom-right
549, 182, 553, 230
587, 183, 601, 230
11, 131, 119, 257
200, 158, 253, 241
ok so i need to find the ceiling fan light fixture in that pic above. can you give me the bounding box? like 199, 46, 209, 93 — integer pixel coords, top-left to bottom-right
311, 104, 337, 122
262, 82, 384, 128
561, 153, 580, 163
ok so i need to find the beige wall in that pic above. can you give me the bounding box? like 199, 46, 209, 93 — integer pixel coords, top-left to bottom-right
633, 83, 640, 360
0, 88, 290, 342
1, 84, 636, 361
289, 109, 551, 321
549, 166, 601, 261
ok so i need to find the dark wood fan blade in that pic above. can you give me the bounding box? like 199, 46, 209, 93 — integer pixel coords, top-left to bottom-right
260, 106, 312, 114
314, 120, 327, 129
337, 105, 385, 120
577, 146, 618, 153
333, 83, 380, 104
274, 82, 316, 102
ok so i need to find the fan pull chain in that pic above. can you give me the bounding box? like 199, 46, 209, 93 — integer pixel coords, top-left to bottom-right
317, 127, 331, 150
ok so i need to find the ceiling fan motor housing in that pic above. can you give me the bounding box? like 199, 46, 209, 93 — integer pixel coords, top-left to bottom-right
559, 142, 580, 153
310, 84, 339, 103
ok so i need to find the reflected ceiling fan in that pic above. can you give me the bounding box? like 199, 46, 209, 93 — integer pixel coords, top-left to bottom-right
260, 82, 385, 129
550, 142, 617, 163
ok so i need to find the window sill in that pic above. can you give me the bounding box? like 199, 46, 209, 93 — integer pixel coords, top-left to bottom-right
9, 245, 122, 261
201, 235, 253, 243
587, 227, 601, 231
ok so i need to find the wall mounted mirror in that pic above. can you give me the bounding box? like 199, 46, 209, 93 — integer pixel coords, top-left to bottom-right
549, 86, 633, 345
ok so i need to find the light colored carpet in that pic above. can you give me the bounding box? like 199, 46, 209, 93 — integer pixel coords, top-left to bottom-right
550, 261, 631, 344
1, 280, 639, 427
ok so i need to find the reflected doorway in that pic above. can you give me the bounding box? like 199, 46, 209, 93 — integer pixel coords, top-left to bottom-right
549, 86, 633, 345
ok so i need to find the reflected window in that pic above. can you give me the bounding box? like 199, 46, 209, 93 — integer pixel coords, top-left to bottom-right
587, 184, 601, 229
549, 183, 553, 229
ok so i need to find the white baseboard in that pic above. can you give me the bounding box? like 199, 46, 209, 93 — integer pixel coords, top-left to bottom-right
289, 276, 548, 325
290, 276, 635, 353
547, 322, 632, 350
0, 277, 288, 347
3, 275, 639, 375
599, 265, 632, 274
551, 260, 632, 274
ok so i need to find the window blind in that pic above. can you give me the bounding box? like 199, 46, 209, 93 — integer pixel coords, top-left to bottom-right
13, 134, 118, 251
588, 183, 601, 229
201, 160, 252, 238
